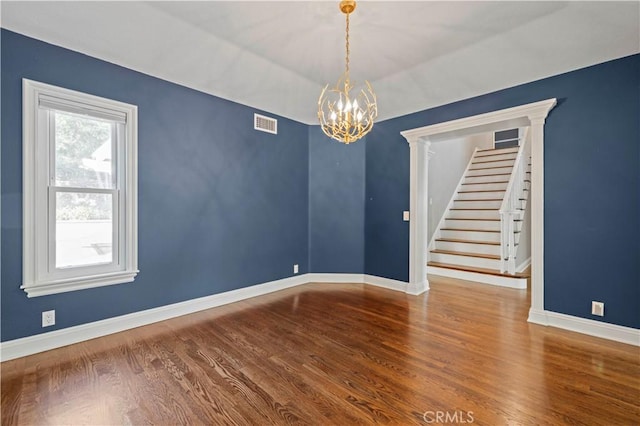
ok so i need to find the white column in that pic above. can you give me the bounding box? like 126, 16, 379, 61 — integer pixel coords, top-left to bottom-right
528, 115, 547, 320
406, 136, 431, 295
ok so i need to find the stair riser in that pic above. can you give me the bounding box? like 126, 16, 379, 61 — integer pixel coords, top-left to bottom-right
476, 147, 519, 157
453, 200, 503, 209
457, 191, 505, 200
440, 229, 501, 242
445, 219, 501, 231
447, 210, 500, 220
435, 241, 501, 256
470, 159, 515, 169
429, 252, 502, 269
472, 153, 517, 162
463, 174, 511, 184
466, 166, 513, 176
460, 182, 508, 192
444, 219, 523, 233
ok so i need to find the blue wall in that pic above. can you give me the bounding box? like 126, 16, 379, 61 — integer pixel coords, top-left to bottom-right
308, 127, 365, 273
1, 30, 309, 341
365, 54, 640, 329
2, 28, 638, 342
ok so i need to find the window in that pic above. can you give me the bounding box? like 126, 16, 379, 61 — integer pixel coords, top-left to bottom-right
22, 79, 138, 297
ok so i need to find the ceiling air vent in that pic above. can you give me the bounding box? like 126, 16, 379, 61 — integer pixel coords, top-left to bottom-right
254, 113, 277, 135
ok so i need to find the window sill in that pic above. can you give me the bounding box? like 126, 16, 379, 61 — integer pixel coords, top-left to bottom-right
21, 270, 139, 298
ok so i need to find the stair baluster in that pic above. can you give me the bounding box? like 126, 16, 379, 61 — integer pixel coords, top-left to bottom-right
499, 128, 530, 274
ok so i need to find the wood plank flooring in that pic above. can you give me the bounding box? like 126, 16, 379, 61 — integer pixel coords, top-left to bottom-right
2, 276, 639, 425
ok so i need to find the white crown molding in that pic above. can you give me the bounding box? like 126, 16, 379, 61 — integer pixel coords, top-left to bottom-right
528, 309, 640, 347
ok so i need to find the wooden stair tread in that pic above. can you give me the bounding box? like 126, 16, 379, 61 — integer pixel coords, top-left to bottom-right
441, 228, 518, 233
450, 208, 499, 211
436, 238, 501, 246
427, 261, 529, 278
458, 190, 505, 193
477, 147, 519, 152
472, 159, 515, 165
469, 166, 514, 171
473, 151, 518, 158
455, 198, 503, 201
466, 173, 512, 178
446, 218, 500, 221
430, 249, 500, 260
461, 181, 509, 185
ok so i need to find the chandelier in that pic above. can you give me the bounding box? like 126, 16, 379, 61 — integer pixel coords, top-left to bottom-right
318, 0, 377, 144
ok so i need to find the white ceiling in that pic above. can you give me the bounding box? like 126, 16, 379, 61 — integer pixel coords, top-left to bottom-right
2, 1, 639, 124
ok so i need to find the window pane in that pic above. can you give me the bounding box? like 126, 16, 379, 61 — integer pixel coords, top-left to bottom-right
54, 111, 115, 189
56, 192, 113, 268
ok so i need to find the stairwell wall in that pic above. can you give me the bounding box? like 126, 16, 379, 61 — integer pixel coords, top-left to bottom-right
427, 133, 493, 242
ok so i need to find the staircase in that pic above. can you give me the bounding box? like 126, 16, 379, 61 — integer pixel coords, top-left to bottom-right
427, 135, 531, 289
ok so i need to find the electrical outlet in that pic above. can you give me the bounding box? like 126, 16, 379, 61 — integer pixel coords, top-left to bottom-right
591, 301, 604, 317
403, 211, 410, 221
42, 310, 55, 327
293, 264, 299, 274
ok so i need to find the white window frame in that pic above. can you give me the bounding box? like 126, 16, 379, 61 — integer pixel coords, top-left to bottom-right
22, 79, 138, 297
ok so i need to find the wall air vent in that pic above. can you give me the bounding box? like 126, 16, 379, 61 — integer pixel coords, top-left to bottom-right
254, 113, 278, 135
494, 128, 520, 149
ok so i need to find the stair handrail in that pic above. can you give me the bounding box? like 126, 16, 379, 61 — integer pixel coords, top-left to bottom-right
499, 128, 530, 274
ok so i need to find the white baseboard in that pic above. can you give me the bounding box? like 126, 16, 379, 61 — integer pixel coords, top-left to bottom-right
516, 257, 531, 273
364, 275, 409, 293
0, 274, 307, 362
0, 273, 411, 362
8, 273, 635, 362
528, 308, 640, 346
307, 273, 409, 293
428, 266, 527, 289
306, 273, 365, 284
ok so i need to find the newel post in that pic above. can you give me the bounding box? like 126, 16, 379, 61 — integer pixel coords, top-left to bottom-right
404, 136, 432, 295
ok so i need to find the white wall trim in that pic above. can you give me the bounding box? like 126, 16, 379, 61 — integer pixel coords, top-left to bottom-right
1, 274, 307, 362
428, 267, 527, 289
516, 257, 531, 273
306, 273, 409, 293
306, 273, 365, 283
364, 274, 409, 293
0, 273, 411, 361
3, 273, 636, 361
403, 137, 432, 295
22, 79, 139, 298
528, 309, 640, 347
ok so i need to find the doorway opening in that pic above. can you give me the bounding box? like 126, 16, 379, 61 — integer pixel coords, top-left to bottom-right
400, 99, 556, 322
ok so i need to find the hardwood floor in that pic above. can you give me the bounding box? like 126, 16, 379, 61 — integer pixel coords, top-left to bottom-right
2, 276, 639, 425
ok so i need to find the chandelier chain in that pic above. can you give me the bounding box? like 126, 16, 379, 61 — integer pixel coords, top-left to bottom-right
345, 12, 350, 82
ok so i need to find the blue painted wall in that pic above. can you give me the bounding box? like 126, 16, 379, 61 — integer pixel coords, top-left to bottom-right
1, 30, 309, 341
2, 28, 638, 342
308, 126, 365, 273
365, 54, 640, 329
